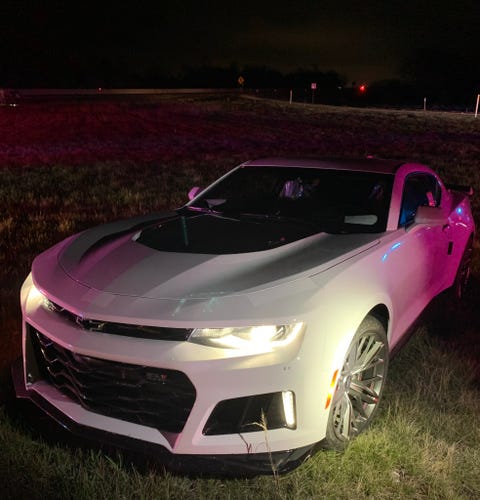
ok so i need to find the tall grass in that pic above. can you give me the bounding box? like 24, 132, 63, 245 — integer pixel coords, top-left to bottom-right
1, 332, 479, 499
1, 95, 479, 497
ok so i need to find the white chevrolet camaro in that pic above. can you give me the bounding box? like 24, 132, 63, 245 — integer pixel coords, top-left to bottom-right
13, 158, 475, 474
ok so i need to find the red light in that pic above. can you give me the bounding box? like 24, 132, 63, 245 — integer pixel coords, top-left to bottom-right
359, 84, 366, 93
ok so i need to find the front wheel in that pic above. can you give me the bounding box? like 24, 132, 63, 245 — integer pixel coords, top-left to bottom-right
323, 315, 389, 451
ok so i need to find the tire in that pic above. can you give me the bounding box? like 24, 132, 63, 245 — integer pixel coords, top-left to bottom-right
323, 315, 389, 451
452, 236, 473, 302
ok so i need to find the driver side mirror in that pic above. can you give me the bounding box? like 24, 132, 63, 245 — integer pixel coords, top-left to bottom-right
414, 205, 448, 226
188, 186, 202, 201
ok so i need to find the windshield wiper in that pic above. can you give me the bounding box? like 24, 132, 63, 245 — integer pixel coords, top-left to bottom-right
179, 205, 246, 222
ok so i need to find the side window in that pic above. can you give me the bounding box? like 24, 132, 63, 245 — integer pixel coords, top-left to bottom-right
399, 174, 442, 226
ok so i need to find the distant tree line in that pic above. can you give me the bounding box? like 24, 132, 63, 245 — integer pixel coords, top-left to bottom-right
1, 48, 478, 108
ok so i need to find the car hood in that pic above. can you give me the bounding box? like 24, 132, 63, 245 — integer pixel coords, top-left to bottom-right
47, 212, 380, 300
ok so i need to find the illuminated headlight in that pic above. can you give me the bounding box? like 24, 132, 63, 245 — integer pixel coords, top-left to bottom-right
28, 281, 46, 303
188, 322, 305, 350
21, 274, 56, 311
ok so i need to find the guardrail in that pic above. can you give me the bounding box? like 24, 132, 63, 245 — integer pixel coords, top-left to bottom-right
15, 88, 241, 96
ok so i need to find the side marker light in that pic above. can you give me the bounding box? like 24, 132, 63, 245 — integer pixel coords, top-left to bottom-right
325, 369, 339, 409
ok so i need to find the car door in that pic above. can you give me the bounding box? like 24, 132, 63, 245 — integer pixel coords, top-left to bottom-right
388, 173, 450, 344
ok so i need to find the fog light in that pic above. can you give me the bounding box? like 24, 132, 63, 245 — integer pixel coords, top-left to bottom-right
282, 390, 296, 428
203, 391, 297, 435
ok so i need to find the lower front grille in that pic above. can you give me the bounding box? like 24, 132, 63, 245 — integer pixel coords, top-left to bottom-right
28, 326, 196, 433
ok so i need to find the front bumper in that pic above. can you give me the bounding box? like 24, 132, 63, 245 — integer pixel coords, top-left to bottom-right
12, 357, 315, 475
17, 271, 335, 474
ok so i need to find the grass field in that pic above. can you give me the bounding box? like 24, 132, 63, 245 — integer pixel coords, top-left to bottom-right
1, 94, 479, 498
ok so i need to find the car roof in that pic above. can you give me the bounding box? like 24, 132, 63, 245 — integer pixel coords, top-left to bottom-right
241, 157, 405, 175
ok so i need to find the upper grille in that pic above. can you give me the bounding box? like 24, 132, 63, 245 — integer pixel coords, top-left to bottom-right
29, 326, 196, 433
44, 298, 192, 341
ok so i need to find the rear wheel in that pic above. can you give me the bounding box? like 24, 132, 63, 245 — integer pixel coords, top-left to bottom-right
433, 236, 474, 337
452, 237, 473, 302
323, 315, 389, 451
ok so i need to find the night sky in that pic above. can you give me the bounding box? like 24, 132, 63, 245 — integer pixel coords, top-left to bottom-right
1, 0, 478, 85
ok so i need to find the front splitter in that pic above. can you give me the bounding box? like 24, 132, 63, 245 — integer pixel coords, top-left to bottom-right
11, 357, 315, 476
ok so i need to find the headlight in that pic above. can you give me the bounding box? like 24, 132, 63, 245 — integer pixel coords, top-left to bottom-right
28, 280, 46, 303
188, 322, 305, 351
26, 279, 55, 311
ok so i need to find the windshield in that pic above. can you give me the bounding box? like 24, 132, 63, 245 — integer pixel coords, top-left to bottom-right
187, 166, 393, 233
